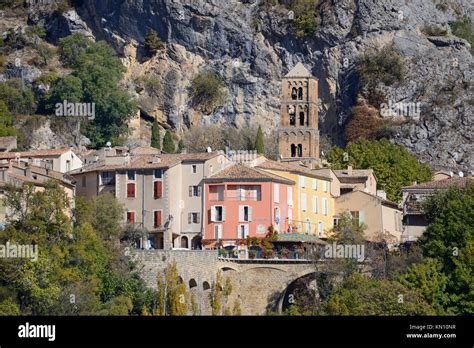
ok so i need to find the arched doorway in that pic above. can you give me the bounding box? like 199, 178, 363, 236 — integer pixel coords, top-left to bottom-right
191, 235, 202, 250
189, 279, 197, 289
181, 236, 189, 249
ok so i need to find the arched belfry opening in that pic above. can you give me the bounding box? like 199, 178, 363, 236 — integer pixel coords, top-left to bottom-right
278, 62, 320, 160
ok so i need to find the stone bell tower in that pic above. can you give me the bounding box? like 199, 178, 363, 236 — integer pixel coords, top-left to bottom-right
278, 62, 320, 161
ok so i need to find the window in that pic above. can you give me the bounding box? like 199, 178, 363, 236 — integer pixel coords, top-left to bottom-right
211, 206, 225, 222
287, 186, 293, 206
154, 181, 163, 198
299, 176, 305, 188
312, 196, 318, 213
237, 224, 249, 239
239, 206, 252, 222
350, 211, 359, 221
154, 169, 162, 179
291, 144, 296, 157
301, 193, 307, 211
82, 175, 86, 187
154, 210, 162, 227
312, 178, 317, 190
322, 198, 328, 216
318, 221, 324, 236
100, 171, 113, 185
127, 183, 135, 198
127, 170, 135, 181
189, 185, 201, 197
305, 219, 311, 234
66, 160, 71, 172
291, 87, 297, 100
188, 212, 200, 224
298, 87, 303, 100
274, 184, 280, 203
192, 165, 197, 173
126, 211, 135, 224
297, 144, 302, 157
214, 224, 222, 239
299, 111, 305, 126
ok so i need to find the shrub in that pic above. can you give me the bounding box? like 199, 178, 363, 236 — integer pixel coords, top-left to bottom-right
357, 45, 405, 88
58, 33, 92, 68
421, 24, 448, 36
450, 16, 474, 55
36, 42, 56, 67
345, 98, 386, 143
0, 79, 37, 115
144, 29, 164, 57
289, 0, 320, 37
150, 120, 160, 149
25, 25, 46, 39
190, 71, 226, 113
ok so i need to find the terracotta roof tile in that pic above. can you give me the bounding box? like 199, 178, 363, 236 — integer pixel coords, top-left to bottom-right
207, 163, 295, 184
402, 177, 473, 190
0, 148, 71, 159
257, 160, 332, 180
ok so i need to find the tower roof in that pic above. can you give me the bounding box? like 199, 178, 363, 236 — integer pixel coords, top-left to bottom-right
285, 62, 312, 78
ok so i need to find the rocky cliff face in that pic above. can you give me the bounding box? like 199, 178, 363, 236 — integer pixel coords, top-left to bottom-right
11, 0, 474, 170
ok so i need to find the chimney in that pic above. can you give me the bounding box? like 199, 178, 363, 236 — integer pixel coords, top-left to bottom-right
347, 165, 353, 176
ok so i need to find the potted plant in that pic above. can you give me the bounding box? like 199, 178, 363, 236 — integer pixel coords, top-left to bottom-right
280, 247, 290, 259
249, 249, 257, 259
296, 246, 305, 259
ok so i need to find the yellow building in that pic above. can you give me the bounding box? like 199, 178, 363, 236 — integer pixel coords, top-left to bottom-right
256, 160, 337, 237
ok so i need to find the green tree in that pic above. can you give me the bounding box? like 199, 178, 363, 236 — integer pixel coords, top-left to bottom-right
399, 258, 450, 314
358, 45, 405, 89
326, 139, 432, 201
0, 100, 18, 136
0, 79, 36, 115
254, 125, 265, 154
144, 29, 164, 57
290, 0, 319, 37
44, 75, 83, 112
319, 273, 435, 315
58, 33, 92, 68
36, 42, 55, 67
190, 71, 226, 113
162, 129, 175, 153
150, 120, 160, 149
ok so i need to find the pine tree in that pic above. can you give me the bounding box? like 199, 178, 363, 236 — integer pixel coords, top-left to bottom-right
151, 120, 160, 149
162, 130, 175, 153
144, 29, 164, 57
254, 125, 264, 154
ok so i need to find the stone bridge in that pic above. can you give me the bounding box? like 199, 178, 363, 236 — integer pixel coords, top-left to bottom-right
132, 250, 321, 315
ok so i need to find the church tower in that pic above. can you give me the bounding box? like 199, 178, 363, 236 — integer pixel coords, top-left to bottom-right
278, 62, 320, 161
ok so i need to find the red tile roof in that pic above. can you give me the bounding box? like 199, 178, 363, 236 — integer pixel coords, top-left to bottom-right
402, 177, 473, 190
0, 148, 71, 159
256, 159, 332, 180
207, 163, 295, 185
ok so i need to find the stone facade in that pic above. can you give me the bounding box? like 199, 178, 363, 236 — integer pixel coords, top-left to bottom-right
278, 63, 320, 160
132, 249, 318, 315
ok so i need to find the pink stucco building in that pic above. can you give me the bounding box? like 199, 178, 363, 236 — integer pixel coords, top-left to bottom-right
203, 164, 295, 250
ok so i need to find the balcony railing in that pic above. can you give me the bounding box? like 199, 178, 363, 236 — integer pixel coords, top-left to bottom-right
210, 194, 260, 201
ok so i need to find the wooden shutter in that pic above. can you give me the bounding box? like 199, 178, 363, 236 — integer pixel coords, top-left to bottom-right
222, 207, 226, 221
198, 186, 202, 197
127, 211, 135, 224
248, 206, 252, 222
196, 213, 200, 224
127, 183, 135, 198
154, 181, 162, 198
238, 206, 243, 222
189, 186, 193, 197
210, 206, 216, 222
188, 213, 192, 224
154, 210, 162, 227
